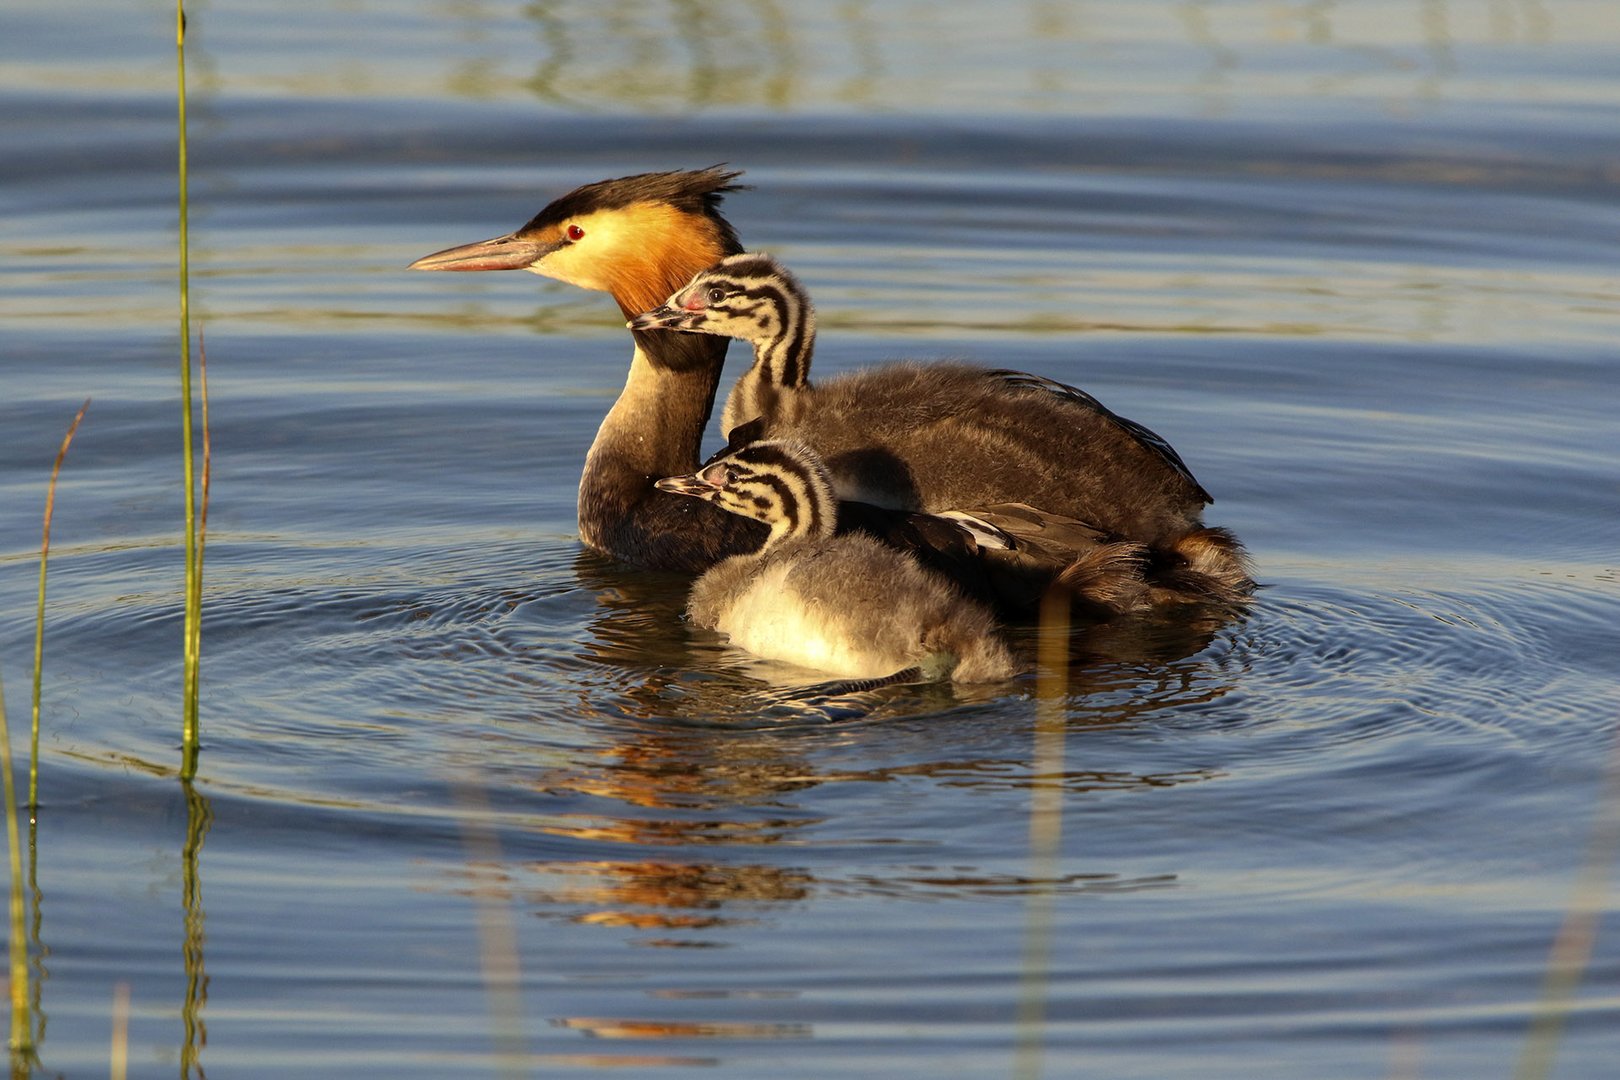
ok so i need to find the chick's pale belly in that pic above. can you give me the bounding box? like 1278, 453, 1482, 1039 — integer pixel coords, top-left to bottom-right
711, 562, 919, 678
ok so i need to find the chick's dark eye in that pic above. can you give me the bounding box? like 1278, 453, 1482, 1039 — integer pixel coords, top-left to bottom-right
707, 287, 726, 304
566, 224, 585, 241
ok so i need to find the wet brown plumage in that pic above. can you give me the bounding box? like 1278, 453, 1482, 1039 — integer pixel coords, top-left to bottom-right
633, 251, 1254, 612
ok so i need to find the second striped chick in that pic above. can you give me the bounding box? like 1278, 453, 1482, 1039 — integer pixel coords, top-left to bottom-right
655, 436, 1018, 683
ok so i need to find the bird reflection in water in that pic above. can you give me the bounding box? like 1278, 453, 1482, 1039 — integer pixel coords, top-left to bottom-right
433, 551, 1241, 953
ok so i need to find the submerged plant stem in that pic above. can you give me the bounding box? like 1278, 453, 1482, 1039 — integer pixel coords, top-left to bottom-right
455, 781, 529, 1078
180, 781, 212, 1078
1013, 588, 1070, 1080
29, 399, 89, 811
1514, 724, 1620, 1080
0, 672, 32, 1059
109, 982, 130, 1080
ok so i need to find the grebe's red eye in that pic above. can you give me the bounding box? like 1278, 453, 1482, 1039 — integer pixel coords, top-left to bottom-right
566, 224, 585, 241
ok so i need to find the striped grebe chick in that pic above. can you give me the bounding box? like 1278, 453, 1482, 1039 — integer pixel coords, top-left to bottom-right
655, 438, 1018, 683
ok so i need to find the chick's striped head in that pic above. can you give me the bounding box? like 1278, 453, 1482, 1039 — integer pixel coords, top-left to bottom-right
655, 438, 836, 544
627, 253, 811, 349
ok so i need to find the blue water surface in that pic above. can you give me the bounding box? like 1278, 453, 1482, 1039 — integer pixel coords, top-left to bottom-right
2, 2, 1618, 1077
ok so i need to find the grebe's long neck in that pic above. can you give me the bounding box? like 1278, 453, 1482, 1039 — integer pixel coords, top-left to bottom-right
583, 333, 723, 482
578, 319, 768, 573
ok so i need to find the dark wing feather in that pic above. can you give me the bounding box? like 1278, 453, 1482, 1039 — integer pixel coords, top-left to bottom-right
987, 369, 1213, 504
834, 500, 1001, 605
834, 499, 1123, 617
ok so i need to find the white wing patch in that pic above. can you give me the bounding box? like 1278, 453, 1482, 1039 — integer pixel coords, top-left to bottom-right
935, 511, 1014, 551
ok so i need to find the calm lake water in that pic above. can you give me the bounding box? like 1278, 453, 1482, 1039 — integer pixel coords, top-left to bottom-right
3, 1, 1618, 1077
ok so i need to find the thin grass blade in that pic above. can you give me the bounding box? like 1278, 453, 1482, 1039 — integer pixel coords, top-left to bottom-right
29, 399, 89, 811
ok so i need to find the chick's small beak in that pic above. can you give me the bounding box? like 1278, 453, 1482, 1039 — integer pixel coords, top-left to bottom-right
408, 232, 557, 272
654, 473, 719, 499
627, 304, 696, 333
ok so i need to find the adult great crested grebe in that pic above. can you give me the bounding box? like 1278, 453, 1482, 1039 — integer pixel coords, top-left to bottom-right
655, 435, 1018, 683
410, 167, 1251, 610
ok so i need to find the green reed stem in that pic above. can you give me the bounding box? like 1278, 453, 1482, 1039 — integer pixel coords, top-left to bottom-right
0, 671, 33, 1059
29, 400, 90, 811
177, 0, 202, 779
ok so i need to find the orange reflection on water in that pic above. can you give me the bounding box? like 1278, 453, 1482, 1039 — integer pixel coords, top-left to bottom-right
449, 855, 811, 941
554, 1015, 812, 1041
